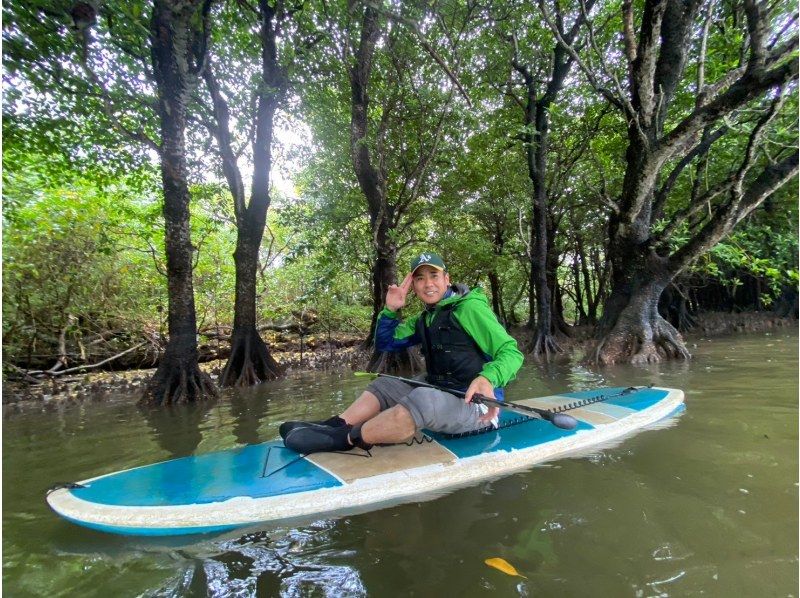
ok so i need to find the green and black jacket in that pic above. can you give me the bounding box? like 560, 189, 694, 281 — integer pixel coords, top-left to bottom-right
374, 286, 523, 400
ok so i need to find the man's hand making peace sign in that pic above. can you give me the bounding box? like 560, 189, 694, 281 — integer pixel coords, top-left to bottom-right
385, 273, 413, 311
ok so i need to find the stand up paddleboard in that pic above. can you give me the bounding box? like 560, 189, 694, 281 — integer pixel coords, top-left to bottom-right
46, 386, 684, 536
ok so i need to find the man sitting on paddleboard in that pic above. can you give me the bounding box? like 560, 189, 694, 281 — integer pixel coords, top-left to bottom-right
280, 251, 524, 453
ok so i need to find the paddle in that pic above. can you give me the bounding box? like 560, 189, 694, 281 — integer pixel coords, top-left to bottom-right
355, 372, 579, 430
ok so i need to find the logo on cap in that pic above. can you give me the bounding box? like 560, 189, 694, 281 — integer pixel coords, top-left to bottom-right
411, 251, 446, 273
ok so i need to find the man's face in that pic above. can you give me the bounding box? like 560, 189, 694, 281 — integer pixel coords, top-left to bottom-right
412, 265, 450, 305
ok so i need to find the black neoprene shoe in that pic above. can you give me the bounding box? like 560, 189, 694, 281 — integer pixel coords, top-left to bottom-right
284, 423, 354, 454
278, 416, 346, 440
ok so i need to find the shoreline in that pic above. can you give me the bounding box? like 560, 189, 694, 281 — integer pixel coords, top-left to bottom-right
3, 311, 795, 412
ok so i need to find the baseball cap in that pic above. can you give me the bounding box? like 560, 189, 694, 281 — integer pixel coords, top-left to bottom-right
410, 252, 446, 274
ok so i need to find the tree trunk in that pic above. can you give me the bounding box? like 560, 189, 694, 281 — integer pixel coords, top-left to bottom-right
219, 225, 281, 385
551, 280, 572, 337
488, 271, 507, 326
593, 269, 691, 364
574, 232, 597, 325
141, 0, 216, 405
366, 340, 423, 374
364, 236, 422, 372
350, 5, 386, 348
525, 102, 560, 357
659, 282, 697, 332
510, 5, 592, 356
348, 7, 415, 373
526, 263, 536, 329
593, 195, 694, 364
218, 232, 282, 387
546, 216, 571, 337
218, 0, 283, 386
571, 251, 589, 326
363, 222, 396, 348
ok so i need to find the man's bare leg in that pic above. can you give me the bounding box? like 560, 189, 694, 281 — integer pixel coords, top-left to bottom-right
340, 391, 381, 426
358, 405, 416, 445
340, 393, 416, 446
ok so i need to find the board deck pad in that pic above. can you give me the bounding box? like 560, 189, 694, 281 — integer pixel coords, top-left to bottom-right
307, 437, 457, 483
47, 386, 685, 536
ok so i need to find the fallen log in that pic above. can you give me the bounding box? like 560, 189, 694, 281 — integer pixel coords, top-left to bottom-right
23, 342, 149, 378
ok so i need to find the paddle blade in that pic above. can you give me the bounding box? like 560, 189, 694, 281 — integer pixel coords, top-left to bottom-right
550, 412, 578, 430
484, 557, 527, 578
353, 372, 379, 379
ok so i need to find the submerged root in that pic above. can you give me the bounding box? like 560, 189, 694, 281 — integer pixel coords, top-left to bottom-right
140, 360, 217, 406
527, 329, 563, 361
591, 315, 691, 366
219, 328, 283, 387
590, 331, 633, 366
653, 317, 692, 360
629, 340, 662, 365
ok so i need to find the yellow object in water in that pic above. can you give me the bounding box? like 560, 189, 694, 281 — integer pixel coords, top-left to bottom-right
484, 557, 527, 578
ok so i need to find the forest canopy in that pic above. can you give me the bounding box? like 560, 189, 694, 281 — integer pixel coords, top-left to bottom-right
3, 0, 797, 401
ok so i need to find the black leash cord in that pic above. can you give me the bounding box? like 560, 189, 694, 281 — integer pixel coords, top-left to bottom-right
46, 482, 87, 495
547, 384, 653, 414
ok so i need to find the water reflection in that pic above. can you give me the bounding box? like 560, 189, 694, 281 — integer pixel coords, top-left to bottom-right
229, 386, 273, 446
152, 524, 366, 597
137, 384, 278, 459
138, 401, 216, 458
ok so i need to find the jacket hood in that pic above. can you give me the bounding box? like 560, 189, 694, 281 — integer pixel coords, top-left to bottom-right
431, 286, 488, 309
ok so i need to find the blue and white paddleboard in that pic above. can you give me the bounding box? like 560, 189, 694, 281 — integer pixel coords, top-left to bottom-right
46, 386, 684, 536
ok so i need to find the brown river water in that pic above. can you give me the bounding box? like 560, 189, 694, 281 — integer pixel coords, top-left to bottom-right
3, 330, 797, 596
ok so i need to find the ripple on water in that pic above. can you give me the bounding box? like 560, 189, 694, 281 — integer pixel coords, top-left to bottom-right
150, 522, 367, 597
565, 365, 606, 390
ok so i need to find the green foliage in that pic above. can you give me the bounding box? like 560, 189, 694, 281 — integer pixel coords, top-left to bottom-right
695, 220, 799, 307
0, 144, 374, 366
2, 155, 166, 365
3, 0, 158, 169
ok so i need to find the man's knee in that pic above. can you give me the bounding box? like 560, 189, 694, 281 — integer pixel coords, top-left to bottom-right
384, 403, 414, 425
356, 390, 379, 405
341, 390, 381, 425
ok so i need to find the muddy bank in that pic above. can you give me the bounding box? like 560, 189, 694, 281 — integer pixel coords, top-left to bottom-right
1, 344, 373, 411
3, 311, 795, 411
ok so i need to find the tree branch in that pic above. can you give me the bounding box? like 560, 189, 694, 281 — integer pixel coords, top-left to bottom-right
653, 123, 729, 218
731, 89, 787, 198
74, 25, 160, 152
630, 0, 668, 125
202, 62, 247, 226
670, 150, 797, 275
622, 0, 637, 68
743, 0, 768, 72
360, 0, 472, 107
696, 0, 715, 100
667, 93, 796, 274
30, 342, 149, 378
652, 0, 703, 130
657, 55, 798, 166
536, 0, 631, 115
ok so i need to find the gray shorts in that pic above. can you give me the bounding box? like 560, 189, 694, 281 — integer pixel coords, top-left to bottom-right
365, 377, 491, 434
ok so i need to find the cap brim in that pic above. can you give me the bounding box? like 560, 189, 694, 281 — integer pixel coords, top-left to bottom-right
411, 264, 445, 274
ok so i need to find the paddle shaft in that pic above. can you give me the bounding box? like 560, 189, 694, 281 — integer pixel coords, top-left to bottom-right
360, 372, 578, 430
